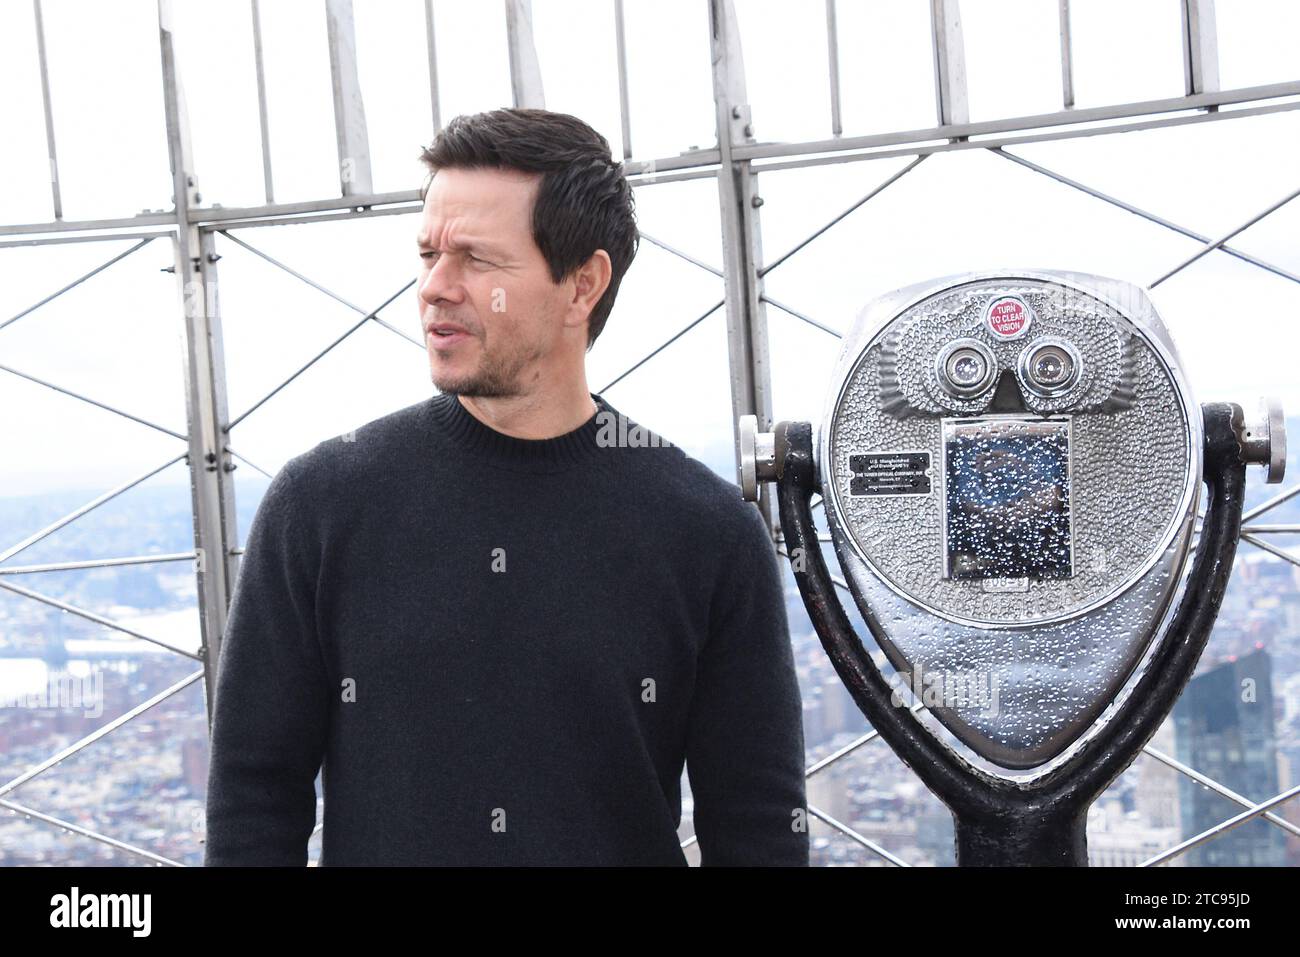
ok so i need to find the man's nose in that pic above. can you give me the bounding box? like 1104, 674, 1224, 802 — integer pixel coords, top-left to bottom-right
418, 255, 465, 306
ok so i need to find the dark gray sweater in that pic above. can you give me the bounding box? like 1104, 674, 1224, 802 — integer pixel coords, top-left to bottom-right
203, 392, 807, 865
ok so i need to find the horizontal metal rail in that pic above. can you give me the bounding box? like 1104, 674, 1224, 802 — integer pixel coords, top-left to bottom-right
749, 99, 1300, 176
734, 80, 1300, 164
4, 86, 1296, 239
0, 553, 196, 576
0, 230, 173, 249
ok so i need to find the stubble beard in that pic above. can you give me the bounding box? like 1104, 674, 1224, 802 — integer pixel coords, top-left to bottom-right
431, 337, 539, 399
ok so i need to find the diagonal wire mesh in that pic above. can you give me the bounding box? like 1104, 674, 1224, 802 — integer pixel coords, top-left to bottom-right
3, 0, 1297, 868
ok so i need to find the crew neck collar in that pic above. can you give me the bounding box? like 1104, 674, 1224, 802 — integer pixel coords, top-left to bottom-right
427, 391, 617, 471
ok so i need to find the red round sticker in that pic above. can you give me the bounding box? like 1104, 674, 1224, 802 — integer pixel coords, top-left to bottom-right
985, 297, 1031, 339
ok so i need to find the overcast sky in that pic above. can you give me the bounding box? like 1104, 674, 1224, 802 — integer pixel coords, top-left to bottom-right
1, 0, 1298, 504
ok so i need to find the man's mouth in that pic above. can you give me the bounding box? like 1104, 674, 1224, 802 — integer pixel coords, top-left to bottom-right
427, 322, 472, 345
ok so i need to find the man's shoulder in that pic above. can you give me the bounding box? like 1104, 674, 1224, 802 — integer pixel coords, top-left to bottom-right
282, 394, 434, 489
605, 411, 767, 546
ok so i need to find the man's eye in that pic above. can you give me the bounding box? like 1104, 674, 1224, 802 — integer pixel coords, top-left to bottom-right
420, 250, 490, 265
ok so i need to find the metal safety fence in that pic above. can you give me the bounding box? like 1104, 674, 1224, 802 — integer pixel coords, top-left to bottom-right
1, 0, 1297, 866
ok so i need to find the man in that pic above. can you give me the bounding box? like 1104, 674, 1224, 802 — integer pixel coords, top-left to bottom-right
204, 108, 807, 866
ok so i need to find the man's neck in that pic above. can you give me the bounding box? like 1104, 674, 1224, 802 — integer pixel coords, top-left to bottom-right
456, 385, 598, 440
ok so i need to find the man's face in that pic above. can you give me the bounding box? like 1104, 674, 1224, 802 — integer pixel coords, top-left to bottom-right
416, 166, 568, 398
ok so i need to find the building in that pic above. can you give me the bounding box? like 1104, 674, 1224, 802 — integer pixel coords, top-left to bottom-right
1173, 647, 1286, 866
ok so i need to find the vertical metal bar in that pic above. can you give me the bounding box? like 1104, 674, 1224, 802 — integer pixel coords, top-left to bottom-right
424, 0, 442, 135
32, 0, 63, 219
1181, 0, 1220, 98
709, 0, 775, 534
826, 0, 842, 137
504, 0, 545, 109
614, 0, 632, 158
250, 0, 274, 203
159, 0, 240, 729
1059, 0, 1074, 109
929, 0, 969, 129
159, 1, 198, 227
324, 0, 374, 196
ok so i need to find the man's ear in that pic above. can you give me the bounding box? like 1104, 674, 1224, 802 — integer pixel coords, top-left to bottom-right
565, 249, 612, 328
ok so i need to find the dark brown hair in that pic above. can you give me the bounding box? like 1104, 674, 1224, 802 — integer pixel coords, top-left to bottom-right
419, 108, 639, 349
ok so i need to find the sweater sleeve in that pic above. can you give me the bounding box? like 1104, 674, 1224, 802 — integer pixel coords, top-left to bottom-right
204, 462, 330, 866
684, 502, 809, 866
